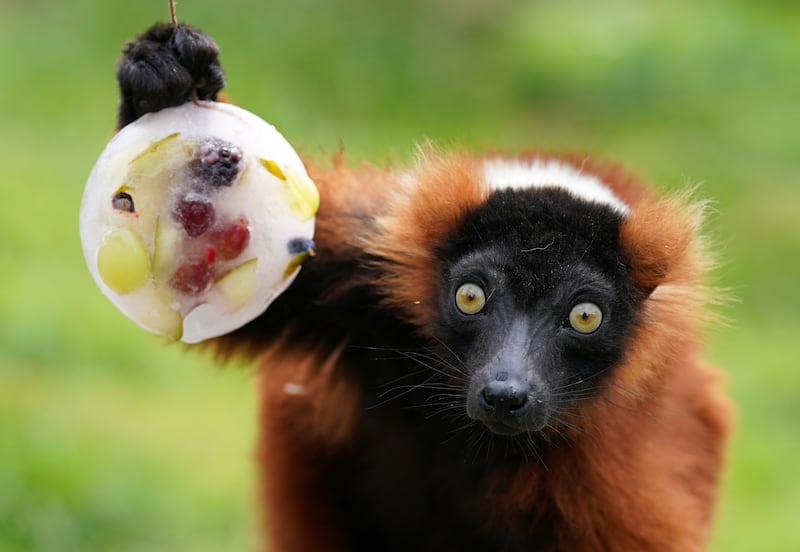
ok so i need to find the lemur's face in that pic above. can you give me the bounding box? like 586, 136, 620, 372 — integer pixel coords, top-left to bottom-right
437, 188, 639, 436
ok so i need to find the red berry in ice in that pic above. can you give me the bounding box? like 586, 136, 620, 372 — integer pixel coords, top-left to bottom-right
171, 260, 214, 295
173, 198, 215, 237
210, 217, 251, 260
204, 245, 217, 264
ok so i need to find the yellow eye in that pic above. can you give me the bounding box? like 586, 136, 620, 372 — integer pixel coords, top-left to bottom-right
569, 302, 603, 334
455, 283, 486, 315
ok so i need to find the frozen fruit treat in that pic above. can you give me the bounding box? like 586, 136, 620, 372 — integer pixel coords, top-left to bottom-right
80, 102, 319, 343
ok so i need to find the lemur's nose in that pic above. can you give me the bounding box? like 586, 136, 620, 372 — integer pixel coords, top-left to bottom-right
479, 378, 530, 417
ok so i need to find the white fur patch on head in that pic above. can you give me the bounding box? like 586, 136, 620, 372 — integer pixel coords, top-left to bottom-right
482, 157, 630, 215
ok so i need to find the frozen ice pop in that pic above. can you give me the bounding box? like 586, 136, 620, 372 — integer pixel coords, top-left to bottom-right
80, 101, 318, 343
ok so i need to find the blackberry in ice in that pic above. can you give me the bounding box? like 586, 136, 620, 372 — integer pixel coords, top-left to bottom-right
191, 138, 243, 187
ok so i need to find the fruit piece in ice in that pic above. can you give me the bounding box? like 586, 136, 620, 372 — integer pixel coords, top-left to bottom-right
112, 191, 135, 213
171, 260, 214, 295
209, 216, 251, 260
259, 159, 320, 221
137, 283, 183, 341
287, 237, 317, 256
204, 245, 217, 264
128, 132, 181, 165
259, 158, 286, 180
284, 171, 320, 221
191, 138, 243, 188
97, 228, 150, 294
152, 216, 181, 277
216, 258, 258, 310
283, 238, 316, 277
173, 197, 215, 237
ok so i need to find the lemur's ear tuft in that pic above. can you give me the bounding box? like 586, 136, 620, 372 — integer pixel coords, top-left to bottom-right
620, 191, 707, 297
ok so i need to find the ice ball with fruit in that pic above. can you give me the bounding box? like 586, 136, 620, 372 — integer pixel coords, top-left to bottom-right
80, 102, 319, 343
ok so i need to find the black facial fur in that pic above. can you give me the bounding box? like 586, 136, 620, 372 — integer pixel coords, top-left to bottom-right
116, 23, 225, 128
436, 188, 640, 436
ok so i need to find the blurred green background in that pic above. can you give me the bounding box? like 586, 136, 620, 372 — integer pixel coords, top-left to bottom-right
1, 0, 798, 550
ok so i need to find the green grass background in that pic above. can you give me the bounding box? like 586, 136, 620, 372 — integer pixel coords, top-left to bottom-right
1, 0, 798, 549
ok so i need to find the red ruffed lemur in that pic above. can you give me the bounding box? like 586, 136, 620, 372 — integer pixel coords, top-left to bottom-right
117, 23, 732, 552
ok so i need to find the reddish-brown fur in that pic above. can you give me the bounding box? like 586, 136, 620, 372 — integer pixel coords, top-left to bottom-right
212, 150, 732, 551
